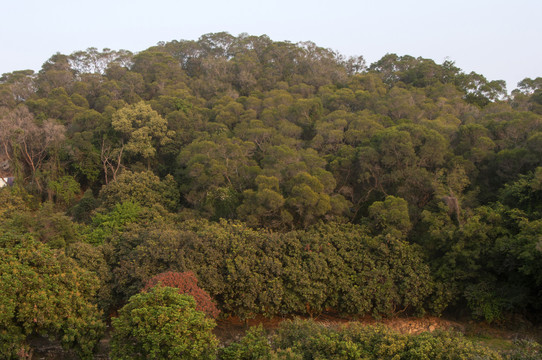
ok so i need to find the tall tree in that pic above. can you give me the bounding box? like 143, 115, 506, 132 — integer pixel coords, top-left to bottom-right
111, 101, 173, 169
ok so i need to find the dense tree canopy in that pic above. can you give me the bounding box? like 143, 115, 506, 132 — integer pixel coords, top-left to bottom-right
1, 32, 542, 357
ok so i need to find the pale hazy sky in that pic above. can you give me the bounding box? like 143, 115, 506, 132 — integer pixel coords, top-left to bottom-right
1, 0, 540, 91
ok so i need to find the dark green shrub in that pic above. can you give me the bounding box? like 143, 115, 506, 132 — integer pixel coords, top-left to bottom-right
220, 325, 272, 360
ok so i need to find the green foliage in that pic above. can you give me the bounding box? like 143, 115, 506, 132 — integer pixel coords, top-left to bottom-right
285, 171, 333, 226
69, 188, 98, 223
0, 233, 104, 359
220, 325, 272, 360
464, 282, 504, 323
47, 174, 81, 206
499, 168, 542, 216
270, 319, 502, 360
98, 170, 179, 212
237, 175, 287, 228
66, 241, 114, 313
0, 187, 32, 219
285, 222, 433, 317
86, 200, 142, 245
421, 203, 542, 322
177, 136, 258, 213
203, 185, 241, 220
110, 286, 218, 360
113, 220, 434, 319
111, 101, 173, 164
505, 339, 542, 360
34, 203, 84, 248
368, 195, 412, 238
0, 200, 83, 249
178, 220, 284, 319
4, 32, 542, 329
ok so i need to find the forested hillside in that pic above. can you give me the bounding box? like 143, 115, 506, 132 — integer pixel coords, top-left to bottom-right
1, 32, 542, 358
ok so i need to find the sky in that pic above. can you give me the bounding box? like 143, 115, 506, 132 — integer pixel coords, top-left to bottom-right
1, 0, 541, 91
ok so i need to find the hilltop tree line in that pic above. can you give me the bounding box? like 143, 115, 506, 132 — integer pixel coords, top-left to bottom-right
1, 32, 542, 358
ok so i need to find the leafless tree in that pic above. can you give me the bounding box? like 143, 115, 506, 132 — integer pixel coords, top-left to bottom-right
100, 137, 124, 184
0, 106, 65, 191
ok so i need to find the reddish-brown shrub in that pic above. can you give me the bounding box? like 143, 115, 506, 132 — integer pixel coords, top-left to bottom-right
143, 271, 220, 318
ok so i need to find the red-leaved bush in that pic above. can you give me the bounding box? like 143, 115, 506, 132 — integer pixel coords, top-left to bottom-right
143, 271, 220, 318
